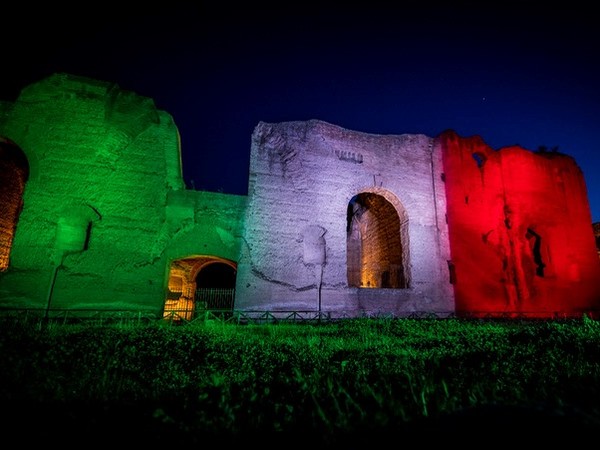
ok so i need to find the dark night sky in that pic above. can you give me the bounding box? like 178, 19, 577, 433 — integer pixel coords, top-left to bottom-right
2, 2, 599, 222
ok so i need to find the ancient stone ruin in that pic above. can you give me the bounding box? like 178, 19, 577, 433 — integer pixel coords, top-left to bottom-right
1, 73, 599, 320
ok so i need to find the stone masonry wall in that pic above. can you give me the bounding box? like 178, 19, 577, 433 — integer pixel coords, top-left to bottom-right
163, 189, 247, 266
235, 120, 454, 317
0, 74, 184, 312
440, 130, 600, 317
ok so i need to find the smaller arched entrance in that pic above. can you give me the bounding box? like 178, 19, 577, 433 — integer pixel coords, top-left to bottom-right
163, 256, 237, 322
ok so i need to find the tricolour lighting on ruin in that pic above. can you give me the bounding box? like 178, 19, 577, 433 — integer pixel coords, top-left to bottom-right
1, 75, 597, 319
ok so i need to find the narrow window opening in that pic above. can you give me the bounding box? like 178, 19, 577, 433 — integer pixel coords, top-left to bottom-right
526, 228, 545, 277
447, 260, 456, 284
472, 152, 486, 168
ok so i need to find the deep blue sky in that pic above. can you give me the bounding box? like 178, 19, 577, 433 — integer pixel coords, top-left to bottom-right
3, 2, 599, 222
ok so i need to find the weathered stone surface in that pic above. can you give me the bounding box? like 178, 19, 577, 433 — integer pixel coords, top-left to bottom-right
439, 131, 600, 317
235, 120, 454, 316
0, 74, 244, 313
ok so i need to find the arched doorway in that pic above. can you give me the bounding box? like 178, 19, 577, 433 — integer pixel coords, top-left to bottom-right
0, 138, 29, 271
346, 190, 410, 288
163, 256, 236, 322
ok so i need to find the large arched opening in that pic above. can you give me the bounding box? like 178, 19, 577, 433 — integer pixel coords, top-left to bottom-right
0, 138, 29, 271
346, 190, 410, 289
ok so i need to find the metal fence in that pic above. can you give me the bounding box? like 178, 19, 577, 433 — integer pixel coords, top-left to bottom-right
194, 288, 235, 310
0, 306, 597, 327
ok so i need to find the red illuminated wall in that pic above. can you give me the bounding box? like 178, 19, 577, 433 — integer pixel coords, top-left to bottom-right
440, 130, 600, 317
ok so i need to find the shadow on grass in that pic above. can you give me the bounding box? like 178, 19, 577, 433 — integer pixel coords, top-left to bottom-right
4, 400, 598, 447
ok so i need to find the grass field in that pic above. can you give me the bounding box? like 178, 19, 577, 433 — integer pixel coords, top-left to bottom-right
1, 316, 599, 446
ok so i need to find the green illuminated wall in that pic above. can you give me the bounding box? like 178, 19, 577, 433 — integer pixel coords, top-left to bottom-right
0, 73, 245, 314
163, 189, 246, 265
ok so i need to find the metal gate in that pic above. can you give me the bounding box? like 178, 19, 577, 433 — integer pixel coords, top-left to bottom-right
194, 288, 235, 310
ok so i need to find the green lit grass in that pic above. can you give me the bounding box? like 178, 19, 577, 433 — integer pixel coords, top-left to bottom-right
1, 317, 599, 444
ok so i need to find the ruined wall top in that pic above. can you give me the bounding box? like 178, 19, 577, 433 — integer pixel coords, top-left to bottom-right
18, 73, 116, 102
252, 119, 431, 156
0, 73, 183, 192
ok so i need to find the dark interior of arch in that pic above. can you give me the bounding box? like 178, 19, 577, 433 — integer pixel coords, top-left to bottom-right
196, 262, 237, 288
